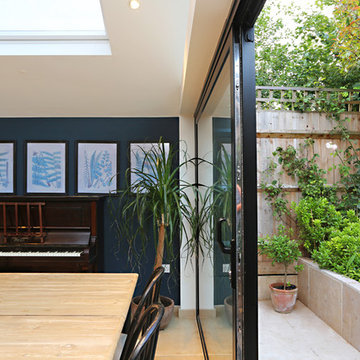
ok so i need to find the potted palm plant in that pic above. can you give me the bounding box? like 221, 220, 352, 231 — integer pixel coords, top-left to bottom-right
111, 139, 215, 328
258, 225, 304, 313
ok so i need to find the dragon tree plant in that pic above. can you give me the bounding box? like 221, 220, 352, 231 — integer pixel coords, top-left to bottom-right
111, 139, 216, 272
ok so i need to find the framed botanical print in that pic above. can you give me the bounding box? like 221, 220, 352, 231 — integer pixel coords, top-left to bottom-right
76, 141, 118, 194
129, 142, 170, 189
25, 141, 67, 194
0, 141, 15, 194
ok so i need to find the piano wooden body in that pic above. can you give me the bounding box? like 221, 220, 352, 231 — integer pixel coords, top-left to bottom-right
0, 196, 103, 273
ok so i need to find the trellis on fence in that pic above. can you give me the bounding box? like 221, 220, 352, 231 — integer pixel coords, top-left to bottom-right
256, 86, 360, 112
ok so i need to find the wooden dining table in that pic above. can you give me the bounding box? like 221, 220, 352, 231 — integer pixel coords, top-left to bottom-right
0, 272, 138, 359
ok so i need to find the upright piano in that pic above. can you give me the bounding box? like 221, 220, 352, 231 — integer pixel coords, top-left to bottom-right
0, 196, 103, 273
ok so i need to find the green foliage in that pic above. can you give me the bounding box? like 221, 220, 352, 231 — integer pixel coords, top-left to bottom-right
330, 116, 360, 213
110, 141, 181, 268
260, 158, 290, 221
110, 139, 216, 270
261, 179, 289, 220
260, 178, 289, 221
261, 118, 360, 282
337, 148, 360, 213
258, 225, 304, 286
181, 183, 216, 261
255, 0, 360, 88
260, 139, 338, 228
255, 0, 360, 280
312, 220, 360, 281
272, 141, 338, 202
215, 144, 232, 221
293, 91, 353, 113
258, 225, 303, 267
333, 0, 360, 72
293, 197, 343, 254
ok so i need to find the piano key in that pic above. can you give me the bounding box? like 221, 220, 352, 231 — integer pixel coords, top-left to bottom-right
0, 251, 83, 257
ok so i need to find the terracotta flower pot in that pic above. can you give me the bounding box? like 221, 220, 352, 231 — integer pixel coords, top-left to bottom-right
131, 295, 174, 330
269, 282, 298, 313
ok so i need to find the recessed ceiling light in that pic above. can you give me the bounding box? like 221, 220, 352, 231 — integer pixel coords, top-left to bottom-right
129, 0, 140, 10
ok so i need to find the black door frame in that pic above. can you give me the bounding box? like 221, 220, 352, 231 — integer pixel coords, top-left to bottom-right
193, 0, 266, 359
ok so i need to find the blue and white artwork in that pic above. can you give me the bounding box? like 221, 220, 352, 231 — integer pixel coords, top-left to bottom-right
77, 142, 117, 194
27, 142, 66, 193
0, 142, 14, 193
130, 143, 169, 188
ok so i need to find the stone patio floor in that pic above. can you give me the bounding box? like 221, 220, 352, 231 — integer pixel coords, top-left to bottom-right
155, 300, 360, 359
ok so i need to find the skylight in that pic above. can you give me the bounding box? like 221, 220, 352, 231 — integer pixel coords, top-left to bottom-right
0, 0, 111, 55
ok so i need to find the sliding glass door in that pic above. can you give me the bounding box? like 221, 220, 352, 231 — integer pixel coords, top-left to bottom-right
194, 22, 260, 360
197, 51, 233, 358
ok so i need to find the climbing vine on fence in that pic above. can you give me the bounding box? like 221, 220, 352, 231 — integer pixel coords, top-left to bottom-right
260, 95, 360, 281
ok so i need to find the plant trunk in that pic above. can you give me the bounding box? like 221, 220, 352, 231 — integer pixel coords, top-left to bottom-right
154, 216, 165, 270
284, 264, 288, 290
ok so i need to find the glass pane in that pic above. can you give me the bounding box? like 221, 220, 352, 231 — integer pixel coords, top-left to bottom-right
0, 0, 105, 33
197, 55, 233, 359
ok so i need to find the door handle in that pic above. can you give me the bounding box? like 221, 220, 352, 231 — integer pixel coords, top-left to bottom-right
216, 218, 231, 254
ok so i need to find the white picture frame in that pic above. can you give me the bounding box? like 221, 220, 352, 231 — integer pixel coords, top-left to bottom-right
129, 142, 170, 190
26, 141, 67, 194
76, 142, 118, 194
0, 141, 15, 194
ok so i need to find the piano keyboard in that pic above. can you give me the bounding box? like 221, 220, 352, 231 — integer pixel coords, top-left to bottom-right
0, 251, 83, 257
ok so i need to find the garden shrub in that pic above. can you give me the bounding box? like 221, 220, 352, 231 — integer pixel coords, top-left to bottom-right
258, 225, 303, 288
258, 101, 360, 281
293, 197, 343, 254
312, 220, 360, 281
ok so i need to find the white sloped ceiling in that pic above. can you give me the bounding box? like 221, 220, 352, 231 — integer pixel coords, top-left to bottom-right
0, 0, 232, 117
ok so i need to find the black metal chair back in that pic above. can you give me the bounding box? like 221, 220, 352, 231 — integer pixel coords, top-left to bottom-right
124, 303, 164, 360
120, 266, 164, 359
134, 266, 164, 320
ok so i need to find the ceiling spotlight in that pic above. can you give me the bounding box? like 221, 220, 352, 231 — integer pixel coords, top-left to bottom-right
129, 0, 140, 9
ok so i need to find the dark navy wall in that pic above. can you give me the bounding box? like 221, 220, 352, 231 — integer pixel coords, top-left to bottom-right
213, 117, 232, 305
0, 117, 180, 304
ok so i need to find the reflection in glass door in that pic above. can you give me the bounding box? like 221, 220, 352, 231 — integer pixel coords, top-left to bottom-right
197, 54, 234, 359
194, 0, 265, 357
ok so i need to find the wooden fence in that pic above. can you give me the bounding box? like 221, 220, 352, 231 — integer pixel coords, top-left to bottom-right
256, 87, 360, 238
256, 87, 360, 288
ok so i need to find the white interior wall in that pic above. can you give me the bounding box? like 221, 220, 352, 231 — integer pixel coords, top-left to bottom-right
197, 115, 215, 310
179, 115, 196, 310
179, 114, 215, 310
